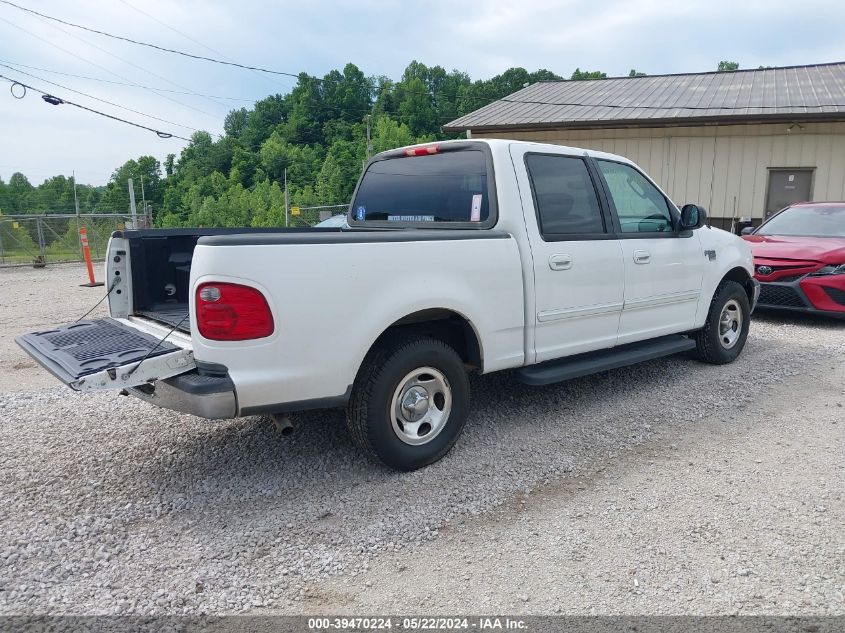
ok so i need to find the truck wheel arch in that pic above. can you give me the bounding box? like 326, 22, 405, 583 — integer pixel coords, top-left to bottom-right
719, 266, 756, 306
361, 308, 484, 374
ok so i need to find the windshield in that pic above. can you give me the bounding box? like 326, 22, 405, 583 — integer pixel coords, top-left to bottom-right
351, 150, 490, 224
757, 204, 845, 237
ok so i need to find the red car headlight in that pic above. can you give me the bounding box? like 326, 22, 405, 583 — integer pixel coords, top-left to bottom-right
810, 263, 845, 277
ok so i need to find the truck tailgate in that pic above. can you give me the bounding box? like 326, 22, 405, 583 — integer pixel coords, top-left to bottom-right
16, 317, 194, 391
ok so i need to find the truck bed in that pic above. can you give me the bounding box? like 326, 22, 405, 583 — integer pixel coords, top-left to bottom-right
112, 227, 346, 332
136, 306, 191, 333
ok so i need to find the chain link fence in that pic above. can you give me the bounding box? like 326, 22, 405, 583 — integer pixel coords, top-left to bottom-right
0, 214, 138, 267
0, 206, 348, 267
287, 204, 348, 227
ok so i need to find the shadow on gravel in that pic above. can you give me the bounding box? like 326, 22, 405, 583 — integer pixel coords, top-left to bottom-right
2, 319, 840, 612
752, 309, 845, 329
113, 324, 824, 544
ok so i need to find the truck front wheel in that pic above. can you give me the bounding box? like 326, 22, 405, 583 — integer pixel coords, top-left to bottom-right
692, 280, 751, 364
347, 337, 470, 471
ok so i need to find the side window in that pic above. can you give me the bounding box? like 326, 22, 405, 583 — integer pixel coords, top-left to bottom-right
597, 160, 673, 233
525, 154, 605, 237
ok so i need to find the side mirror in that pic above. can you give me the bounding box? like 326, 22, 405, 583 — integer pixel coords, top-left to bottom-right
679, 204, 707, 230
741, 226, 755, 236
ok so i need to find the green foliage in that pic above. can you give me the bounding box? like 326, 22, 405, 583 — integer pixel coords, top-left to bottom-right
95, 155, 163, 216
0, 211, 40, 263
0, 172, 101, 215
629, 69, 647, 77
7, 60, 586, 228
717, 60, 740, 71
152, 60, 567, 228
570, 68, 607, 80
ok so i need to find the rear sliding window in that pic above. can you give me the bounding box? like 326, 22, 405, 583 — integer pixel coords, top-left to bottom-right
351, 150, 489, 224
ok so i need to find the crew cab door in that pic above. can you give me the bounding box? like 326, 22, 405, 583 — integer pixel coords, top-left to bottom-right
511, 146, 624, 362
592, 159, 704, 344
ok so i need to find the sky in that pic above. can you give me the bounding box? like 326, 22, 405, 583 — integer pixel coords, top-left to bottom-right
1, 0, 844, 187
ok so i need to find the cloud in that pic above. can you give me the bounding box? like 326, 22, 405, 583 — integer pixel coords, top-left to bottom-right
0, 0, 843, 187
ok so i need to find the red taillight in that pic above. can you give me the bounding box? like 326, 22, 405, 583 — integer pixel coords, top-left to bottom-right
404, 144, 440, 156
195, 282, 274, 341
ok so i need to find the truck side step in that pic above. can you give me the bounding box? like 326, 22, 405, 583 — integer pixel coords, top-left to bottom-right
515, 335, 696, 386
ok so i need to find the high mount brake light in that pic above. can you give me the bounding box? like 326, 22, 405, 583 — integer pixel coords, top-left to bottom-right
195, 282, 274, 341
404, 144, 440, 156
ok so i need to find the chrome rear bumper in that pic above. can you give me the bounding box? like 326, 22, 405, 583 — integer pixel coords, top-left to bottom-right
127, 371, 237, 419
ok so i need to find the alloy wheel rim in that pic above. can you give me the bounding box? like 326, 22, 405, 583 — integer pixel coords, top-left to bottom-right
390, 366, 452, 446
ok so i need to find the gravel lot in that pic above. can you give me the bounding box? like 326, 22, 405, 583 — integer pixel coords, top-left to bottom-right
0, 263, 843, 615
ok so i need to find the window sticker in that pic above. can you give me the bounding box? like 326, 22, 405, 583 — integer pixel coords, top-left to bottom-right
355, 206, 366, 221
470, 194, 482, 222
387, 215, 435, 222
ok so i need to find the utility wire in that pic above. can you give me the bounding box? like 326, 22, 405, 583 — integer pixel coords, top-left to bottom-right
20, 10, 230, 113
116, 0, 294, 93
0, 16, 223, 121
0, 63, 199, 131
0, 59, 256, 101
9, 2, 840, 115
0, 0, 303, 80
0, 3, 532, 118
0, 73, 191, 141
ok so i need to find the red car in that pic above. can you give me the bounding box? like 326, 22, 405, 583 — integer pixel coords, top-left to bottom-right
742, 202, 845, 318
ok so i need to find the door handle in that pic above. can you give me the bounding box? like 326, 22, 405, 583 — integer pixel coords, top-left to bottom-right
633, 250, 651, 264
549, 254, 573, 271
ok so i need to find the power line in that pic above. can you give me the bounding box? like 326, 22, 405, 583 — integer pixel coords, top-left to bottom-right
0, 73, 191, 141
0, 63, 200, 131
19, 1, 812, 118
0, 0, 304, 80
0, 3, 553, 121
19, 10, 230, 113
115, 0, 294, 93
0, 59, 256, 101
0, 16, 224, 122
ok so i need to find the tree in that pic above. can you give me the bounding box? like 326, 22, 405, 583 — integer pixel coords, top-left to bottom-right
370, 116, 413, 154
315, 140, 364, 204
5, 173, 34, 214
5, 60, 582, 228
321, 63, 371, 124
570, 68, 607, 80
241, 95, 287, 150
96, 156, 163, 215
223, 108, 249, 138
628, 69, 647, 77
717, 61, 740, 71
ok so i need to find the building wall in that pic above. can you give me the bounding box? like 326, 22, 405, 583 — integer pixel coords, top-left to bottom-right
472, 122, 845, 227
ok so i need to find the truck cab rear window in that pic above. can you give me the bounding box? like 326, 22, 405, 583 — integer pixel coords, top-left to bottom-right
352, 150, 489, 224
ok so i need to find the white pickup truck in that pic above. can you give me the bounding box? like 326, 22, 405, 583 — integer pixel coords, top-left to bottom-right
18, 139, 759, 471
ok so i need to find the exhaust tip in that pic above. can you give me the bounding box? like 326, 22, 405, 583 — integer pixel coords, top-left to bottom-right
271, 414, 294, 437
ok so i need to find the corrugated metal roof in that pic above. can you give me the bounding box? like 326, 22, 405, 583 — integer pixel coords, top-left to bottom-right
443, 62, 845, 131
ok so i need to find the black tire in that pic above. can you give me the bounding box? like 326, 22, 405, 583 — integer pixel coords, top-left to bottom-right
346, 337, 470, 471
692, 280, 751, 364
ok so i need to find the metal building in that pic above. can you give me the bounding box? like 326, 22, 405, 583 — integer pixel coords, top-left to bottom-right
444, 62, 845, 230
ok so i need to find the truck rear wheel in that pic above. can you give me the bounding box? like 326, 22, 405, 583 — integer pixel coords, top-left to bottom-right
347, 337, 470, 471
692, 280, 750, 364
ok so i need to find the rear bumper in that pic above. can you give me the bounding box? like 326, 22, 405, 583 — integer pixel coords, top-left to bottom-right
127, 371, 237, 419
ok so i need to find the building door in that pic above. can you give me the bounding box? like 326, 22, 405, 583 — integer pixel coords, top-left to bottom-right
765, 169, 814, 218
